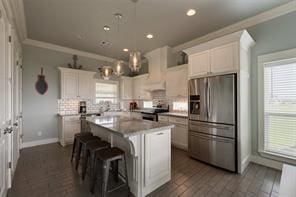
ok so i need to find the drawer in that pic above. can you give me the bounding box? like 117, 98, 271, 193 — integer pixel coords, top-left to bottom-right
158, 115, 169, 122
169, 116, 188, 125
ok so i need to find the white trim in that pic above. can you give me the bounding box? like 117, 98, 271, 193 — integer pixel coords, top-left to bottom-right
173, 1, 296, 53
251, 155, 283, 170
21, 138, 59, 148
241, 155, 251, 173
23, 39, 115, 62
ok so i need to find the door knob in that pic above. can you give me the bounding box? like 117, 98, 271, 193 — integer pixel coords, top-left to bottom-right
13, 122, 18, 126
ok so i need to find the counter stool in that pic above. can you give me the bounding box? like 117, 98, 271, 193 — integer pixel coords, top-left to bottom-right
75, 135, 101, 170
91, 147, 129, 197
71, 132, 93, 162
81, 140, 110, 180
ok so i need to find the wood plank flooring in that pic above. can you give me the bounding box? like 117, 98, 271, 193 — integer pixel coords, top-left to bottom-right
8, 143, 281, 197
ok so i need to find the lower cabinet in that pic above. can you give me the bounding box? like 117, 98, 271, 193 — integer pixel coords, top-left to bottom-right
144, 129, 171, 186
158, 115, 188, 150
58, 115, 81, 146
131, 112, 142, 119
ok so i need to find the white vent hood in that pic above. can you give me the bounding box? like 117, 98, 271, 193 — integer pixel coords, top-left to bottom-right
144, 46, 171, 91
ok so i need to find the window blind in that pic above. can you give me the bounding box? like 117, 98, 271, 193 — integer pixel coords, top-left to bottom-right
264, 60, 296, 158
95, 82, 118, 103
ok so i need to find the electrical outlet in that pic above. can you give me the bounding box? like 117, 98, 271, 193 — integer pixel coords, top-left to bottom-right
37, 131, 42, 136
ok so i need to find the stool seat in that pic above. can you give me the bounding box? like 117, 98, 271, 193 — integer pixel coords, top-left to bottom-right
71, 132, 93, 162
74, 132, 93, 137
96, 147, 125, 161
79, 135, 100, 144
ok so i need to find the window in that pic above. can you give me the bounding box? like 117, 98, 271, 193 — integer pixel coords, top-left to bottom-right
95, 82, 118, 104
143, 101, 153, 108
261, 57, 296, 159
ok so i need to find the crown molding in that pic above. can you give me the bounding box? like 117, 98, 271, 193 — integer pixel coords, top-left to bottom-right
23, 39, 115, 62
173, 1, 296, 53
1, 0, 27, 41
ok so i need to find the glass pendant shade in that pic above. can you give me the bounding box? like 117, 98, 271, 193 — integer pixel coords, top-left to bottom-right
114, 60, 124, 76
100, 66, 113, 80
129, 51, 141, 72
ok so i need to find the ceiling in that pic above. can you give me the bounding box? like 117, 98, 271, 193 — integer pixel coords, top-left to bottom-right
24, 0, 293, 61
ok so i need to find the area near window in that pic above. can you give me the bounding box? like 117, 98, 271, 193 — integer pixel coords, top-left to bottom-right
258, 48, 296, 161
95, 81, 118, 104
172, 101, 188, 111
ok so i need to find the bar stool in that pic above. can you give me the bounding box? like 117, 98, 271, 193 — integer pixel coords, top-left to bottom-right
71, 132, 93, 162
75, 135, 101, 170
81, 140, 110, 180
91, 147, 129, 197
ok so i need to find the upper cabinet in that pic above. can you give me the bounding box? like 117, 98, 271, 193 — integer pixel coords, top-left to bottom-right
165, 65, 188, 98
133, 75, 151, 100
59, 67, 96, 99
185, 30, 254, 78
120, 76, 133, 100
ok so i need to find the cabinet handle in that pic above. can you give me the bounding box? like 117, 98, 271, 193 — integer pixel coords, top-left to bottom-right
156, 132, 164, 135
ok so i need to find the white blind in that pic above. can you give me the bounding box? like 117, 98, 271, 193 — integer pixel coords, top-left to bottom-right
95, 82, 118, 103
264, 60, 296, 158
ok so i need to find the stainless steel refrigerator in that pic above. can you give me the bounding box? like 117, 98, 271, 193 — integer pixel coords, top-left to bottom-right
188, 74, 237, 172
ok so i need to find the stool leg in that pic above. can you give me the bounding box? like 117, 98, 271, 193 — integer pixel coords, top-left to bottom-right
102, 161, 110, 197
81, 148, 89, 180
123, 155, 130, 194
112, 160, 119, 183
71, 138, 76, 162
90, 158, 98, 193
75, 143, 82, 170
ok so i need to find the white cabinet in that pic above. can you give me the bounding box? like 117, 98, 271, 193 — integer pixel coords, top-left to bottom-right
120, 77, 133, 100
165, 65, 188, 98
187, 42, 239, 78
158, 115, 188, 150
210, 42, 238, 73
58, 115, 81, 146
59, 67, 96, 99
145, 129, 171, 186
188, 50, 210, 77
133, 75, 151, 100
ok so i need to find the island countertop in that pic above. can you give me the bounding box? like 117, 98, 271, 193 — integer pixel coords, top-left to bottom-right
86, 115, 175, 138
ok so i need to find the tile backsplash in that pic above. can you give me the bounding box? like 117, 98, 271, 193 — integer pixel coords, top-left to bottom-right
57, 99, 120, 115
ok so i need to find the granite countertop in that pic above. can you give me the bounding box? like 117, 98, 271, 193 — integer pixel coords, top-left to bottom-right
159, 112, 188, 118
86, 115, 175, 138
57, 112, 101, 117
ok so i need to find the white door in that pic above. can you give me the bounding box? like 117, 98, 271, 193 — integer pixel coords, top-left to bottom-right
189, 50, 210, 77
0, 10, 8, 197
11, 37, 20, 176
210, 42, 238, 73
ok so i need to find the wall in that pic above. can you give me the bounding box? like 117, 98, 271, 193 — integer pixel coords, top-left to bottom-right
247, 11, 296, 156
22, 45, 121, 143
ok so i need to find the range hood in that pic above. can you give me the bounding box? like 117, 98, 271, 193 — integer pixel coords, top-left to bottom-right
144, 46, 171, 91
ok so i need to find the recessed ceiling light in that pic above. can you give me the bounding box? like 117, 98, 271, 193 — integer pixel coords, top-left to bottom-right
103, 25, 110, 31
123, 48, 129, 52
186, 9, 196, 16
146, 34, 154, 39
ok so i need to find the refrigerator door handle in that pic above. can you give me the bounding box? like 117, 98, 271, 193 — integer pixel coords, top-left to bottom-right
206, 79, 210, 119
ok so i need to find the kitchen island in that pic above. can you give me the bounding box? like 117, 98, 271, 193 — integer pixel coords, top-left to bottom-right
86, 116, 174, 197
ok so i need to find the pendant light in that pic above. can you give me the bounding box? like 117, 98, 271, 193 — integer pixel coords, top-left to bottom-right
99, 26, 113, 80
129, 0, 141, 73
114, 13, 124, 76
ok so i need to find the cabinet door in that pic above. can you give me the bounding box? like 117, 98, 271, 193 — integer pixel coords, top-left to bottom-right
210, 42, 238, 73
189, 51, 210, 77
64, 120, 80, 144
78, 73, 92, 99
62, 72, 78, 98
120, 78, 133, 99
145, 130, 171, 186
166, 67, 188, 98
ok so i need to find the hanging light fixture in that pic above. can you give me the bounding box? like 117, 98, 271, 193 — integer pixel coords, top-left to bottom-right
99, 65, 113, 80
129, 0, 141, 73
113, 13, 125, 76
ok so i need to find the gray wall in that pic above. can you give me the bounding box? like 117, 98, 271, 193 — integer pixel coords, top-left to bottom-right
22, 45, 118, 142
247, 11, 296, 155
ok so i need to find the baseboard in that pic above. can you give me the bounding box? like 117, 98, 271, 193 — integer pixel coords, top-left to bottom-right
250, 155, 283, 170
241, 155, 251, 173
22, 138, 59, 148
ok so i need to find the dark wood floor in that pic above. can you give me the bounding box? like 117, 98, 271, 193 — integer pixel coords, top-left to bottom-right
8, 143, 281, 197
